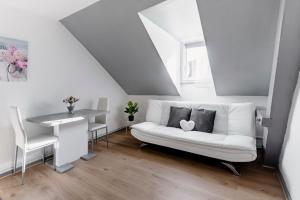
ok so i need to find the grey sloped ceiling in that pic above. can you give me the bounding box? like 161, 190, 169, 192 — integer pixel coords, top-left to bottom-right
62, 0, 280, 96
196, 0, 280, 96
61, 0, 179, 95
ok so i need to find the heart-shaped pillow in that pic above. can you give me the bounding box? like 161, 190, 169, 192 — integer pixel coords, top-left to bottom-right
180, 120, 195, 132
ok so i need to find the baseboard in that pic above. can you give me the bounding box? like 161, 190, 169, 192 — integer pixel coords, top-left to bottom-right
94, 126, 126, 139
0, 126, 125, 178
0, 158, 44, 180
262, 162, 290, 199
262, 164, 276, 169
277, 171, 292, 200
0, 150, 43, 179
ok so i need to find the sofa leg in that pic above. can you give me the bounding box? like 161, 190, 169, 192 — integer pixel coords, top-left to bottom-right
220, 162, 240, 176
140, 143, 148, 148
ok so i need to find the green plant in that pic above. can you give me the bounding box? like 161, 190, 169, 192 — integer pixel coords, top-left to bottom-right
124, 101, 139, 116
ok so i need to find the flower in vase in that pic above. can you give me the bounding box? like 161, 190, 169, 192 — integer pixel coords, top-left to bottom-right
63, 96, 79, 105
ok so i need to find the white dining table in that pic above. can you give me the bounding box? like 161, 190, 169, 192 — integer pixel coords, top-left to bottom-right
26, 109, 108, 173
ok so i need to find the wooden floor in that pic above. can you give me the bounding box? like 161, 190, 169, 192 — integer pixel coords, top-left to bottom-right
0, 130, 285, 200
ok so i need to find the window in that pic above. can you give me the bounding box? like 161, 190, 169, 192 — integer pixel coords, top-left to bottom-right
181, 42, 211, 84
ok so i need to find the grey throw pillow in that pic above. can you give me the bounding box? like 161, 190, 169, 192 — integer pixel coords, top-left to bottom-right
167, 107, 192, 128
190, 109, 216, 133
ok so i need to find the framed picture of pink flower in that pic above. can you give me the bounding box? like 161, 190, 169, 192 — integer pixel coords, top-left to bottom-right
0, 36, 28, 82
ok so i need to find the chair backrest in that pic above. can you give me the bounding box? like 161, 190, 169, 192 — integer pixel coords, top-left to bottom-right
95, 97, 109, 124
9, 106, 27, 148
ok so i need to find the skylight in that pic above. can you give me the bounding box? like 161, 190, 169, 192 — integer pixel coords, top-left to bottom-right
182, 42, 211, 84
139, 0, 215, 91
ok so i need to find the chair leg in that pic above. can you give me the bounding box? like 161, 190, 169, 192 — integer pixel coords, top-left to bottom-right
43, 147, 46, 164
105, 126, 108, 149
21, 150, 27, 185
53, 145, 56, 171
95, 131, 98, 144
13, 146, 18, 175
91, 131, 94, 152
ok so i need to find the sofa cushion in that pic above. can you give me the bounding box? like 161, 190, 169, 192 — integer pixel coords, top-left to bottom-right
131, 122, 256, 151
145, 100, 162, 124
167, 107, 192, 128
146, 100, 256, 137
228, 103, 256, 137
132, 128, 257, 162
131, 122, 159, 131
160, 101, 229, 134
190, 109, 216, 133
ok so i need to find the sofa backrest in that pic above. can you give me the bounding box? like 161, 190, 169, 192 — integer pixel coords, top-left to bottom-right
146, 100, 256, 137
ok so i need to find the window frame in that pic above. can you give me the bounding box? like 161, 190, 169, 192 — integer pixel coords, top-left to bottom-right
180, 41, 211, 86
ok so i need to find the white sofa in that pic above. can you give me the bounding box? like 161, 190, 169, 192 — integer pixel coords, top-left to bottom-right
131, 100, 257, 165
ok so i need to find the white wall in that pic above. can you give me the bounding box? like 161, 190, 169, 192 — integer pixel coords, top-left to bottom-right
279, 72, 300, 200
0, 5, 127, 174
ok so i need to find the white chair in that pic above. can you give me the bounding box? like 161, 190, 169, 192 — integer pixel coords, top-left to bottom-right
9, 106, 58, 185
89, 97, 109, 150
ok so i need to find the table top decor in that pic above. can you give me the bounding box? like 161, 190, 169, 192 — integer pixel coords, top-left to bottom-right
63, 96, 79, 114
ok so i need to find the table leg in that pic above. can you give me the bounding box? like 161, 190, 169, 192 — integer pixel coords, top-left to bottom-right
52, 124, 87, 173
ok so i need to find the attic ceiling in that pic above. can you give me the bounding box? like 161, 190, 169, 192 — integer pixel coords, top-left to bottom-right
0, 0, 100, 20
62, 0, 281, 96
141, 0, 204, 43
62, 0, 179, 95
197, 0, 280, 96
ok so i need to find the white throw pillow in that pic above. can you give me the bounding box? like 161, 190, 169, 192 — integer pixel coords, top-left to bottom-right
180, 120, 195, 132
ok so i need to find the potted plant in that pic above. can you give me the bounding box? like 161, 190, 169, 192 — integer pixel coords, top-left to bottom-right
63, 96, 79, 114
124, 101, 139, 121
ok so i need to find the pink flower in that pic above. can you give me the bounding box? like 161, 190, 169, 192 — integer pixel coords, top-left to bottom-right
1, 51, 16, 64
13, 50, 26, 60
7, 46, 17, 55
0, 46, 28, 68
16, 60, 27, 69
